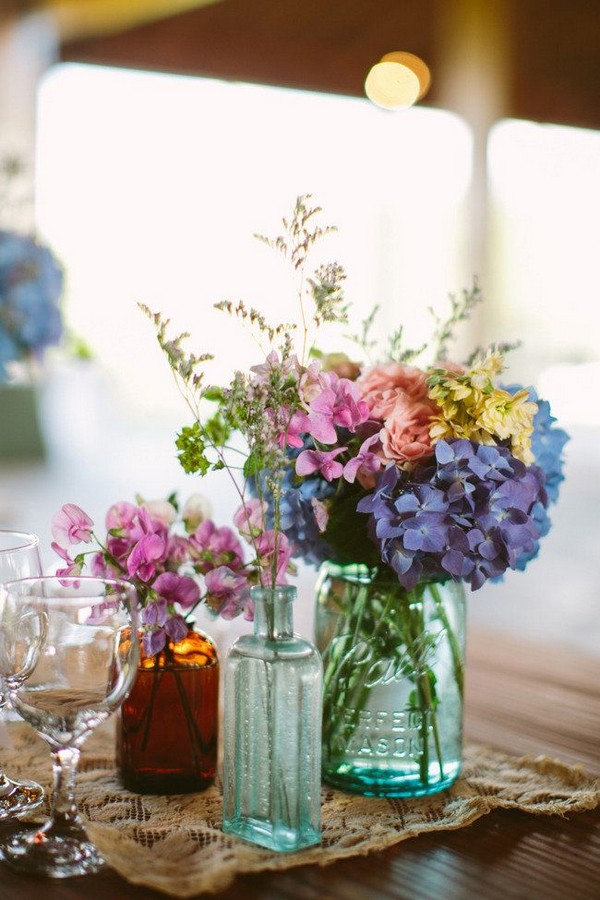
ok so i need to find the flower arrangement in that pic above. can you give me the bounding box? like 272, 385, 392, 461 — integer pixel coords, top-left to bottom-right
139, 197, 567, 603
134, 196, 569, 794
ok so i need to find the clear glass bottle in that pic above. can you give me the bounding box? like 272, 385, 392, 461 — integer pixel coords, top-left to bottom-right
222, 585, 322, 852
315, 562, 466, 798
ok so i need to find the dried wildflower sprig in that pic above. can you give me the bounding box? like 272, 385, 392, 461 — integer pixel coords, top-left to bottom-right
214, 299, 296, 353
309, 262, 348, 327
254, 194, 336, 271
429, 281, 483, 362
254, 194, 347, 363
139, 304, 213, 410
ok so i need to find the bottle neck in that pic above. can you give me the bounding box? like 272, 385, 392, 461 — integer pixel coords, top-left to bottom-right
252, 586, 295, 640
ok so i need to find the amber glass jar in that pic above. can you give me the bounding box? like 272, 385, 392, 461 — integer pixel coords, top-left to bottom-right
117, 628, 219, 794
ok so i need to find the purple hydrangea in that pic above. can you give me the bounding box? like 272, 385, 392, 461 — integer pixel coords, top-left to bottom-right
0, 230, 63, 380
357, 439, 549, 591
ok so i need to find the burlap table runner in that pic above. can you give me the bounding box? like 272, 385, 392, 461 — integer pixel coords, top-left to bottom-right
2, 721, 599, 897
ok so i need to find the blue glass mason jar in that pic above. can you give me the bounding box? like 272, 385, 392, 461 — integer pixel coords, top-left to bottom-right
315, 562, 466, 798
222, 585, 322, 852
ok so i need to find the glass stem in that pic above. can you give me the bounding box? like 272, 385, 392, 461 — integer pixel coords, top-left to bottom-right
50, 747, 82, 830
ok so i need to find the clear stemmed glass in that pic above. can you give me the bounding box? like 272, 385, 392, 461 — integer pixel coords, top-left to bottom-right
0, 575, 139, 878
0, 530, 45, 818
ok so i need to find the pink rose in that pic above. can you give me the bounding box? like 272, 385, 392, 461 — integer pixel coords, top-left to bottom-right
357, 364, 429, 419
380, 396, 436, 465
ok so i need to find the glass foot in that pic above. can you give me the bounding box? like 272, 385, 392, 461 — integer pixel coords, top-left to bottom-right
0, 823, 105, 878
0, 776, 44, 820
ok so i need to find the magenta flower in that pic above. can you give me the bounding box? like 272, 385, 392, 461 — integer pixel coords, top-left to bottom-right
90, 551, 109, 577
51, 541, 83, 578
105, 501, 138, 534
126, 532, 168, 582
167, 535, 190, 567
153, 572, 200, 610
296, 446, 347, 482
51, 503, 94, 546
343, 434, 382, 485
204, 565, 251, 619
190, 520, 245, 573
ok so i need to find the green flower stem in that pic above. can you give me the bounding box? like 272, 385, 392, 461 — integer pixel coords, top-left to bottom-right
430, 582, 464, 699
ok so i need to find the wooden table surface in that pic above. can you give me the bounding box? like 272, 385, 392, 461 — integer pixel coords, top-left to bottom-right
1, 627, 599, 900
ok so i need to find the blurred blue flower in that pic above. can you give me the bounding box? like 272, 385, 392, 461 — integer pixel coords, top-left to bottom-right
0, 230, 63, 380
250, 442, 335, 567
505, 384, 569, 503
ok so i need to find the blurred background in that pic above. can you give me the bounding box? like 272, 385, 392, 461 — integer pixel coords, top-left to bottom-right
1, 0, 599, 654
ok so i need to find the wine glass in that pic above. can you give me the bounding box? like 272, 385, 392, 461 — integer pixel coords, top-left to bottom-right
0, 575, 139, 878
0, 530, 45, 818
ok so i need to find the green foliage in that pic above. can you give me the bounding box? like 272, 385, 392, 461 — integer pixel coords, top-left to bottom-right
176, 423, 211, 476
346, 305, 379, 356
243, 451, 264, 479
204, 410, 231, 447
429, 281, 483, 361
322, 486, 381, 568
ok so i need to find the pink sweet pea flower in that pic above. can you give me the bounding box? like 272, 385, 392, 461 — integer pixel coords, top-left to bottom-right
51, 541, 82, 579
296, 447, 347, 482
90, 551, 110, 577
153, 572, 200, 610
343, 434, 382, 485
204, 566, 251, 619
105, 501, 138, 534
269, 407, 309, 449
142, 499, 177, 526
190, 520, 245, 574
167, 535, 190, 567
255, 531, 292, 585
311, 498, 329, 533
233, 499, 267, 539
306, 374, 369, 444
51, 504, 94, 546
251, 350, 300, 383
126, 532, 168, 582
182, 494, 212, 532
298, 359, 329, 404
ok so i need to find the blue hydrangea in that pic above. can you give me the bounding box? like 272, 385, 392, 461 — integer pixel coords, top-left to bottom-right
505, 384, 569, 504
0, 230, 63, 380
250, 443, 335, 567
357, 439, 548, 591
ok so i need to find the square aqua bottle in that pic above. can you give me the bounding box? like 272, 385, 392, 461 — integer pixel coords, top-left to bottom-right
222, 585, 322, 852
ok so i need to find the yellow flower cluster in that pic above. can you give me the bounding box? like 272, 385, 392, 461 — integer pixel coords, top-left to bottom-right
428, 351, 538, 464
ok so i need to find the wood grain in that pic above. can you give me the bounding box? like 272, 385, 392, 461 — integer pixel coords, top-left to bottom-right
0, 627, 599, 899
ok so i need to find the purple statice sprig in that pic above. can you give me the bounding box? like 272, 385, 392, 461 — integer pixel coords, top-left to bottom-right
358, 439, 548, 591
